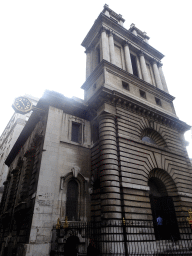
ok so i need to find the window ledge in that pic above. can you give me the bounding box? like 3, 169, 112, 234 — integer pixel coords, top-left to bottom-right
60, 140, 91, 149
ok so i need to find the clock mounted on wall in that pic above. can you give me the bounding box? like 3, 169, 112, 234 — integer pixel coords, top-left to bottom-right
12, 96, 33, 114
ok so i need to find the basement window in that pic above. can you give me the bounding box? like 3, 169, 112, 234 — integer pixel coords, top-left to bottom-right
122, 81, 129, 90
155, 98, 162, 106
71, 122, 82, 143
130, 54, 138, 77
140, 90, 146, 99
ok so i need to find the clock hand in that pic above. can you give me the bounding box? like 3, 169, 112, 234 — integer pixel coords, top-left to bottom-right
19, 100, 25, 108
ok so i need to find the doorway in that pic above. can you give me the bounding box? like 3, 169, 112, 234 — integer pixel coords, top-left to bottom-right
149, 176, 180, 241
150, 195, 180, 240
64, 236, 79, 256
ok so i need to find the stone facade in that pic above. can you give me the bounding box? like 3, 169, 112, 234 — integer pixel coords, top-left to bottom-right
0, 4, 191, 256
0, 95, 38, 201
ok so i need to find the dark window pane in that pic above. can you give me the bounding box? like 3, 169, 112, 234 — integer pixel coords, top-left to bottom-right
155, 97, 162, 106
72, 122, 81, 143
97, 48, 100, 64
130, 54, 138, 77
66, 180, 78, 221
140, 90, 146, 99
122, 81, 129, 90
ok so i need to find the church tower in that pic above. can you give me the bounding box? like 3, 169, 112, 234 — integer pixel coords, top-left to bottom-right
0, 4, 192, 256
81, 4, 191, 234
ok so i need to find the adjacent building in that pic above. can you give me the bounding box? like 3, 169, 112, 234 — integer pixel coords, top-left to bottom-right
0, 95, 38, 201
0, 5, 192, 256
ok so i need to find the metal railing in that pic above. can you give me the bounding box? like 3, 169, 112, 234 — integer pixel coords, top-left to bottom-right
51, 219, 192, 255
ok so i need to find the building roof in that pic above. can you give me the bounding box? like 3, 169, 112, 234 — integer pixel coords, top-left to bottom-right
5, 90, 89, 166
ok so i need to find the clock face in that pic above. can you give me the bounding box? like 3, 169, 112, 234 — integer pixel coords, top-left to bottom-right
12, 97, 33, 114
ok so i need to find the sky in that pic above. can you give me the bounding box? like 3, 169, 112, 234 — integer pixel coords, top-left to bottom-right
0, 0, 192, 157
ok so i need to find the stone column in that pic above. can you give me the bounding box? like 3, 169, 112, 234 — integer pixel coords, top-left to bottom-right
139, 51, 150, 83
158, 64, 169, 93
98, 113, 121, 221
108, 30, 115, 65
100, 26, 110, 62
152, 60, 164, 90
86, 49, 92, 79
124, 41, 133, 74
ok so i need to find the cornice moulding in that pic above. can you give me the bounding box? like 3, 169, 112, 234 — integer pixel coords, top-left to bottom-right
81, 60, 175, 102
86, 86, 190, 132
81, 14, 164, 60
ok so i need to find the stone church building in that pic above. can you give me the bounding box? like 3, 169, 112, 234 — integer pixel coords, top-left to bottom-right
0, 4, 192, 256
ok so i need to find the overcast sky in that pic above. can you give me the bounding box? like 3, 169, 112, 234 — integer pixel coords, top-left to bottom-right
0, 0, 192, 157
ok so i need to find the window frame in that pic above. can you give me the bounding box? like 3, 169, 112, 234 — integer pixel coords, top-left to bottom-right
122, 81, 129, 90
71, 122, 82, 143
139, 89, 147, 99
155, 97, 162, 107
68, 116, 85, 145
60, 169, 88, 222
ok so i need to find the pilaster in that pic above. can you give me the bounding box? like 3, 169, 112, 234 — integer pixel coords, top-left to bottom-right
85, 49, 92, 79
158, 63, 169, 93
152, 60, 164, 90
100, 26, 110, 62
124, 41, 133, 74
108, 30, 115, 65
139, 51, 150, 83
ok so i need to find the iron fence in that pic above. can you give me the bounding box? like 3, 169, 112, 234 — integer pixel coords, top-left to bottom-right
51, 219, 192, 255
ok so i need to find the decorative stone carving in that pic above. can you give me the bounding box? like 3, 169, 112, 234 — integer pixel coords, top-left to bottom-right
71, 166, 80, 178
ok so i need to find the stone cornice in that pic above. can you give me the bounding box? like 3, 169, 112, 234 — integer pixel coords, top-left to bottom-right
129, 25, 150, 40
81, 13, 164, 60
102, 4, 125, 23
86, 86, 190, 133
81, 60, 175, 102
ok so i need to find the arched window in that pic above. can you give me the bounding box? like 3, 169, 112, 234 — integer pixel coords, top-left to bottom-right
66, 179, 78, 221
141, 128, 167, 147
142, 136, 156, 145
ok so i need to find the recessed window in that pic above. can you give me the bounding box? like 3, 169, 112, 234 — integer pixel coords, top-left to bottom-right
122, 81, 129, 90
71, 122, 82, 143
97, 48, 100, 64
130, 54, 138, 77
93, 84, 97, 90
140, 90, 146, 99
66, 179, 78, 221
91, 124, 99, 144
155, 98, 161, 106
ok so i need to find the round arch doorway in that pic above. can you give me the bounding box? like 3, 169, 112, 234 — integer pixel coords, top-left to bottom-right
148, 174, 180, 241
64, 236, 79, 256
